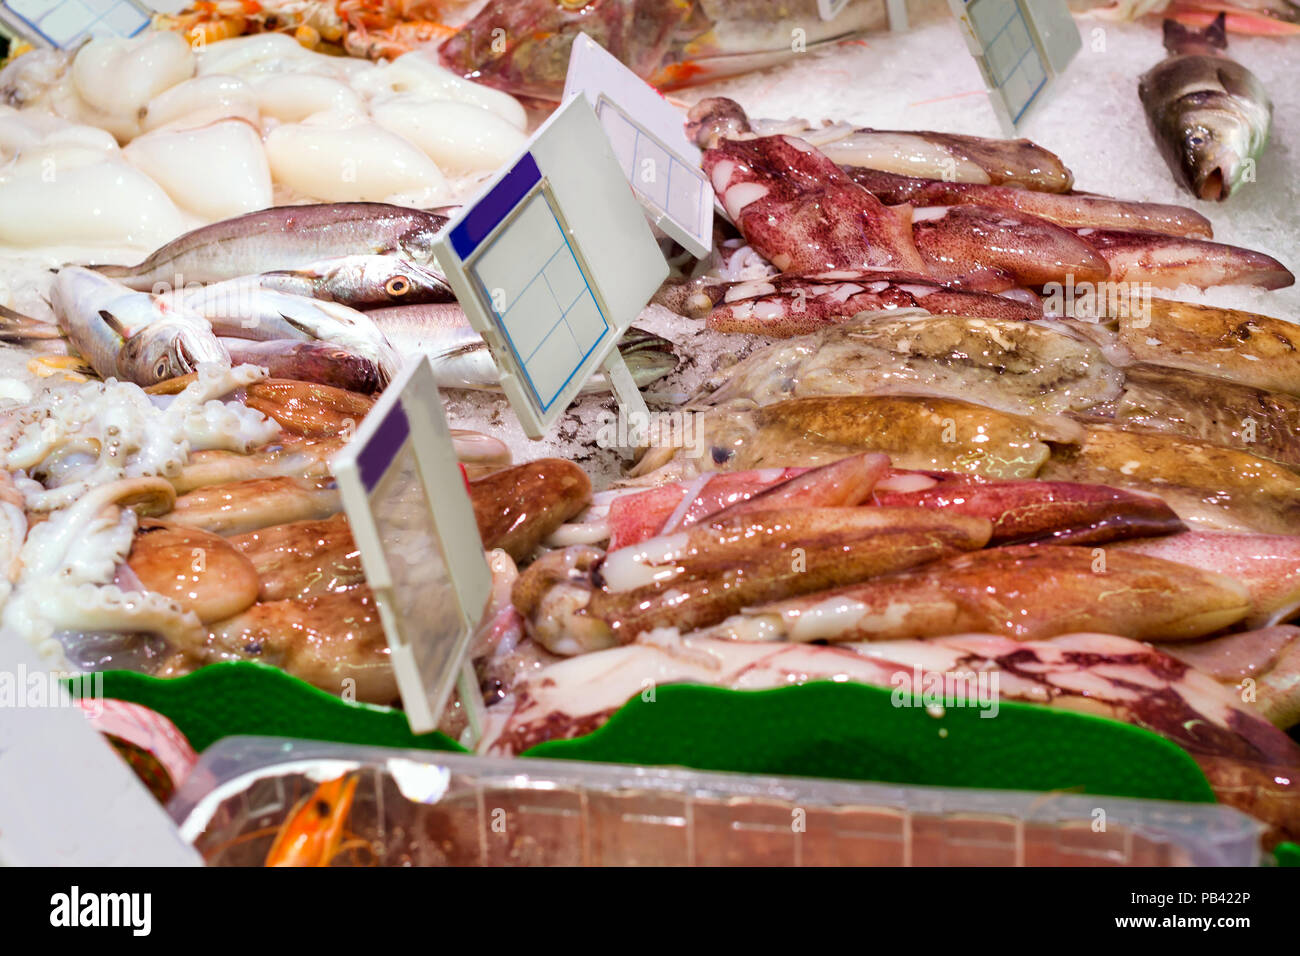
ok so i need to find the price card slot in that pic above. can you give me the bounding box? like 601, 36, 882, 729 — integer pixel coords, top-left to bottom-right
433, 95, 667, 439
949, 0, 1080, 133
333, 355, 491, 736
564, 33, 712, 259
1, 0, 150, 48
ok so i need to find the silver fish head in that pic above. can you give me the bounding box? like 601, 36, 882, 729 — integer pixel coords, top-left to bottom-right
117, 318, 229, 385
1170, 95, 1267, 200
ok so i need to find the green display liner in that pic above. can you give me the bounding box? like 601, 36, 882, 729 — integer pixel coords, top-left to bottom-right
85, 661, 1300, 863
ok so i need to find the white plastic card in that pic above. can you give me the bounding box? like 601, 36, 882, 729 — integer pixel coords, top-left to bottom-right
0, 0, 150, 48
332, 355, 491, 735
818, 0, 853, 20
563, 32, 712, 259
432, 95, 668, 439
949, 0, 1080, 134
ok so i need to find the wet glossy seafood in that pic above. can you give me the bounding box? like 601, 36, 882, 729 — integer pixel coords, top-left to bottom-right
1158, 625, 1300, 727
842, 166, 1213, 237
692, 313, 1123, 418
633, 395, 1081, 482
691, 97, 1075, 191
703, 544, 1251, 643
1140, 14, 1273, 200
1041, 424, 1300, 533
90, 203, 450, 290
1117, 532, 1300, 628
515, 506, 991, 654
51, 267, 230, 386
673, 274, 1043, 335
439, 1, 887, 101
478, 630, 1300, 847
1071, 227, 1293, 289
169, 476, 342, 536
126, 520, 261, 623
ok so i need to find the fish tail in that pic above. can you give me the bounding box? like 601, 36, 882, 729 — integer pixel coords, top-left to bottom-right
0, 306, 64, 343
1163, 10, 1228, 52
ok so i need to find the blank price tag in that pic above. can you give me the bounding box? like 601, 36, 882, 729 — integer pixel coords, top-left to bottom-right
432, 95, 668, 439
949, 0, 1081, 133
332, 355, 491, 736
563, 33, 713, 259
0, 0, 150, 48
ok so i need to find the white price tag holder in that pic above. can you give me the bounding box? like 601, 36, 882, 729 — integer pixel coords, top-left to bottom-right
432, 95, 668, 440
0, 0, 151, 48
948, 0, 1080, 134
563, 32, 713, 259
333, 355, 492, 737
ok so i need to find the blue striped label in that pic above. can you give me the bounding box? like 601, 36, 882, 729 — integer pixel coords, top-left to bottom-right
359, 399, 410, 492
449, 152, 543, 261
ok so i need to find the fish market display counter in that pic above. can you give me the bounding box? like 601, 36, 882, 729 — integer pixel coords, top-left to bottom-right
0, 0, 1298, 869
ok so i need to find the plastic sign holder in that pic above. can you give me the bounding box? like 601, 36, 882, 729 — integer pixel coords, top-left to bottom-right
0, 0, 151, 48
948, 0, 1080, 134
432, 95, 668, 441
563, 32, 713, 259
333, 355, 491, 738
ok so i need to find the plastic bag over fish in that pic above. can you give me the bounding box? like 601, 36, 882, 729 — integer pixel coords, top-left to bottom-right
438, 0, 890, 101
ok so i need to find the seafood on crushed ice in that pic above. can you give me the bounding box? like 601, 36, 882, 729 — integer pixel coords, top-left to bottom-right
90, 203, 451, 291
51, 267, 231, 386
438, 0, 889, 102
689, 96, 1075, 191
1140, 13, 1275, 200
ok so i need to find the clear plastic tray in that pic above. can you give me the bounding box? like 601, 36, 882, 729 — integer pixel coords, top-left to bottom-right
169, 737, 1264, 866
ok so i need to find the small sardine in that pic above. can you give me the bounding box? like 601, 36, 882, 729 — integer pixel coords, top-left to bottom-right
88, 203, 452, 291
1139, 14, 1273, 200
50, 267, 229, 386
368, 303, 678, 393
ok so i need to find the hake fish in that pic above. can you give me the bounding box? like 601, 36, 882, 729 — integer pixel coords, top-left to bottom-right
49, 267, 229, 386
367, 303, 678, 394
1139, 13, 1274, 200
88, 203, 451, 291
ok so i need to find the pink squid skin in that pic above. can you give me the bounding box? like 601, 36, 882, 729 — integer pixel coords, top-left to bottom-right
868, 471, 1187, 546
842, 165, 1214, 238
1116, 532, 1300, 629
1072, 228, 1295, 290
691, 272, 1042, 337
910, 205, 1111, 291
702, 134, 928, 274
609, 463, 1184, 550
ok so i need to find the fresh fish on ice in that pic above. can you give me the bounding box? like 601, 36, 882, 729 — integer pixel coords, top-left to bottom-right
49, 267, 229, 386
88, 203, 451, 291
1139, 13, 1274, 200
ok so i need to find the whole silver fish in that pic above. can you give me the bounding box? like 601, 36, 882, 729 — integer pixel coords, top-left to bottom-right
50, 267, 229, 386
88, 203, 452, 292
1139, 14, 1273, 200
368, 304, 678, 393
161, 283, 400, 383
256, 255, 455, 309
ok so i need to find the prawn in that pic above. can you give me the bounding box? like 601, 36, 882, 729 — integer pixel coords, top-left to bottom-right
264, 772, 372, 867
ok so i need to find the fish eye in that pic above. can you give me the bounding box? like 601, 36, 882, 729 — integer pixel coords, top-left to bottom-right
386, 276, 410, 296
155, 358, 170, 378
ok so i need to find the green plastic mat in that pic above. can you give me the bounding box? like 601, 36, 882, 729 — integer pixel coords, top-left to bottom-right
95, 662, 464, 754
524, 681, 1216, 803
89, 661, 1211, 802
